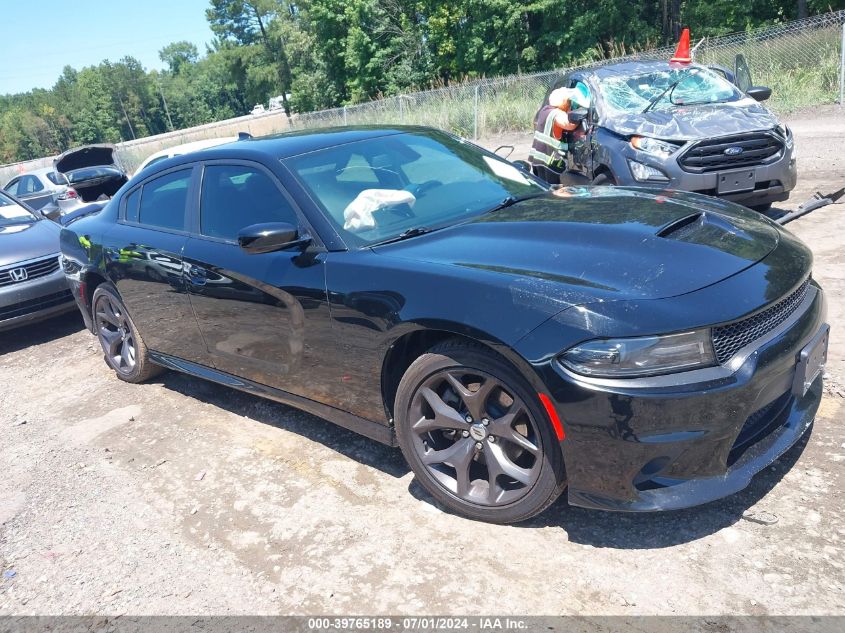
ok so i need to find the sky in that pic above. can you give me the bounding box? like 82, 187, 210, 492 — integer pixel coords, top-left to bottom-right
0, 0, 215, 96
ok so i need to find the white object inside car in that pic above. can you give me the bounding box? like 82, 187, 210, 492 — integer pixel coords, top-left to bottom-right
343, 189, 416, 232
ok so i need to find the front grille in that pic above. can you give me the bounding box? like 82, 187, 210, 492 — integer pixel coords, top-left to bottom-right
728, 391, 792, 465
0, 255, 61, 287
0, 289, 73, 321
678, 132, 784, 173
712, 279, 810, 364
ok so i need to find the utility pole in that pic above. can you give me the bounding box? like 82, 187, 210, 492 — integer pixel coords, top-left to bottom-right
158, 81, 174, 132
118, 95, 136, 140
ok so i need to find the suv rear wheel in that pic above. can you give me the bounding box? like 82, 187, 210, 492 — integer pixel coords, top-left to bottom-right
394, 340, 566, 523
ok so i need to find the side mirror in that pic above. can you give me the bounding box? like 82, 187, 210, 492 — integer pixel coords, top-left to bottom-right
746, 86, 772, 102
238, 222, 311, 254
567, 108, 589, 124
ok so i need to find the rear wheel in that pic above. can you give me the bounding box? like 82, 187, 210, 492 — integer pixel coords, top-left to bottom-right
591, 172, 617, 186
92, 284, 162, 383
394, 340, 566, 523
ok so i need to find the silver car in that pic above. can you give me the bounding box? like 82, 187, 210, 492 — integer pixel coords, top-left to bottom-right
0, 191, 75, 331
536, 58, 797, 212
3, 167, 83, 219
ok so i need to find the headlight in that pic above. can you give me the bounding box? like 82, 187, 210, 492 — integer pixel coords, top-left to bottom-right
628, 159, 670, 183
559, 330, 716, 378
775, 124, 794, 150
630, 136, 680, 158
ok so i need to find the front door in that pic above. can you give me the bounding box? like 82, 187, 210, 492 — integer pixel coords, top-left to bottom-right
566, 80, 595, 178
183, 162, 331, 396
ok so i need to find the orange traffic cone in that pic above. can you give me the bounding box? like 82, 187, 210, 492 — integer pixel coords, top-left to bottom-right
671, 27, 692, 64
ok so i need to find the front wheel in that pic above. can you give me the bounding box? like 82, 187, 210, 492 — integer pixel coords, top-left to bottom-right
92, 284, 163, 383
591, 172, 617, 186
394, 340, 566, 523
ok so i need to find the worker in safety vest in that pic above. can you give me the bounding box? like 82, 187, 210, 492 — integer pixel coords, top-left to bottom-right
528, 85, 590, 183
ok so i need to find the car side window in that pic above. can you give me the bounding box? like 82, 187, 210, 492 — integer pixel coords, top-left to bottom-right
125, 188, 141, 223
137, 169, 191, 231
200, 165, 298, 241
5, 178, 19, 195
20, 176, 43, 194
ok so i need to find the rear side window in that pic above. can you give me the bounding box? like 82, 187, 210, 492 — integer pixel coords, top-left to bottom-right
125, 189, 141, 223
5, 179, 20, 195
136, 169, 191, 231
46, 171, 68, 186
200, 165, 297, 241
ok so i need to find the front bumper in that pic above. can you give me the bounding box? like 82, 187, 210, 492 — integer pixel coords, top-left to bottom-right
608, 136, 798, 207
525, 282, 826, 512
0, 263, 75, 332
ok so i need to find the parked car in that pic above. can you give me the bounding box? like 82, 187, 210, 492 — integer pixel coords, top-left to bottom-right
60, 126, 826, 523
535, 57, 796, 211
251, 104, 266, 116
3, 167, 83, 219
133, 137, 239, 177
54, 144, 128, 203
0, 191, 75, 332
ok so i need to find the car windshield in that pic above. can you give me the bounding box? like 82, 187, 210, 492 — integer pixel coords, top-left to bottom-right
599, 66, 743, 114
0, 192, 37, 226
285, 131, 547, 246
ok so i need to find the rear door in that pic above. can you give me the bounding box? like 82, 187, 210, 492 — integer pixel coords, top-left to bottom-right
183, 160, 330, 395
102, 165, 209, 365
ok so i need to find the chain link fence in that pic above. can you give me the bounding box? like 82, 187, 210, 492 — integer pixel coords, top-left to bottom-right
293, 10, 845, 142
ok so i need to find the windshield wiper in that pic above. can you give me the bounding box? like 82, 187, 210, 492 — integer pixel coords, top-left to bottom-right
642, 69, 697, 113
368, 226, 433, 247
486, 192, 548, 214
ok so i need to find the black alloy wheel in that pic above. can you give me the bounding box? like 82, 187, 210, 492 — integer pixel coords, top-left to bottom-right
395, 340, 566, 523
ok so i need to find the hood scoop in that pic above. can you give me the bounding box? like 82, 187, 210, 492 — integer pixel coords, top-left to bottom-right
657, 210, 756, 246
657, 212, 705, 239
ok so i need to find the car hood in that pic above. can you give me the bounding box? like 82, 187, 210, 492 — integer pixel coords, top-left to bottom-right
601, 100, 779, 141
0, 219, 60, 267
55, 144, 119, 174
374, 188, 779, 304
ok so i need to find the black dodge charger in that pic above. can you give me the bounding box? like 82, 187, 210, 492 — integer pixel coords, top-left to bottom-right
59, 127, 827, 523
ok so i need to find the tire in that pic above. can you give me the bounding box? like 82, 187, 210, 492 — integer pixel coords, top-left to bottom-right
591, 172, 617, 186
749, 203, 772, 213
394, 339, 566, 524
91, 283, 163, 383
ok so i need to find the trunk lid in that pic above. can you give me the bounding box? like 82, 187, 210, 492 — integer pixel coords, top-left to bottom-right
55, 145, 120, 174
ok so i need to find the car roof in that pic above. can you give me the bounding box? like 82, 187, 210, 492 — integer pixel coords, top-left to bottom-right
585, 60, 706, 79
219, 125, 416, 158
142, 126, 435, 173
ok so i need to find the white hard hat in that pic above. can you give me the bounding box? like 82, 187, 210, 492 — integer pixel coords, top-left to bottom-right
548, 87, 571, 108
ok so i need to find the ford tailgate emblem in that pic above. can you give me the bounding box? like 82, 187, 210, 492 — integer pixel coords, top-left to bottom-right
724, 146, 744, 156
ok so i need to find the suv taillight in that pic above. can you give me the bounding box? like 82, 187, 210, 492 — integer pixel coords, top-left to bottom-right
58, 189, 78, 200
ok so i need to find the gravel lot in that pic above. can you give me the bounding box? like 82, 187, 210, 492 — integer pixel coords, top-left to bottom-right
1, 107, 843, 616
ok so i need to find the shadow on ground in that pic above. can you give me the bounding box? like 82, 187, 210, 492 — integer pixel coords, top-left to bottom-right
408, 426, 810, 548
160, 370, 410, 480
161, 362, 811, 549
0, 311, 84, 356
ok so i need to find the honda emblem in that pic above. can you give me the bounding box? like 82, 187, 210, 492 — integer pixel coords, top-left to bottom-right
9, 267, 28, 282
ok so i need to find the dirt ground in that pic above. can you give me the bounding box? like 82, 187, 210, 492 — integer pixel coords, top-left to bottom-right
0, 107, 843, 617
